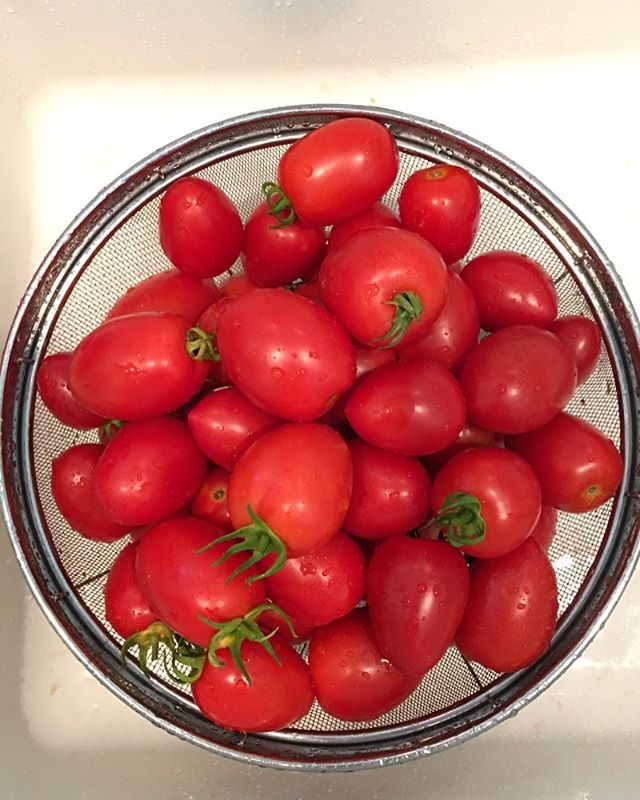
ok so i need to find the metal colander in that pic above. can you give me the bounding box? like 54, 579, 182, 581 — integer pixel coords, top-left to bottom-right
1, 105, 640, 771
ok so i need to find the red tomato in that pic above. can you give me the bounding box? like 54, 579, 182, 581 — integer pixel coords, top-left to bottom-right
228, 423, 353, 557
216, 288, 355, 421
308, 608, 418, 722
345, 359, 466, 456
319, 227, 448, 348
505, 412, 623, 512
462, 250, 558, 330
69, 312, 209, 420
456, 538, 558, 672
94, 417, 206, 527
159, 177, 243, 278
51, 444, 130, 542
106, 269, 219, 324
187, 387, 280, 470
398, 164, 481, 263
397, 270, 480, 370
431, 447, 542, 559
421, 422, 496, 475
354, 345, 397, 380
530, 506, 558, 551
277, 117, 399, 226
367, 537, 469, 677
217, 272, 257, 298
343, 439, 430, 539
191, 466, 233, 531
264, 530, 366, 626
459, 325, 577, 434
104, 542, 157, 638
293, 276, 324, 305
548, 315, 601, 384
37, 352, 105, 429
328, 202, 401, 251
191, 635, 314, 732
136, 516, 265, 648
195, 297, 235, 387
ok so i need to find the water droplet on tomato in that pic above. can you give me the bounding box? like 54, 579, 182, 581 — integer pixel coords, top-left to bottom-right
303, 164, 313, 177
271, 367, 284, 379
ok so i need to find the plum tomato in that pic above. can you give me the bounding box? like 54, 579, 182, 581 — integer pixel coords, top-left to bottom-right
217, 272, 257, 298
37, 352, 105, 429
327, 201, 401, 251
548, 315, 602, 384
421, 422, 496, 475
530, 505, 558, 551
104, 541, 157, 638
191, 466, 233, 531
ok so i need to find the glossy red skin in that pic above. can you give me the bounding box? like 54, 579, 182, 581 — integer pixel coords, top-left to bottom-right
530, 506, 558, 551
308, 608, 419, 722
51, 444, 130, 542
258, 608, 314, 644
217, 288, 355, 421
191, 467, 233, 531
106, 269, 219, 324
505, 412, 623, 512
159, 177, 243, 278
218, 272, 258, 298
328, 202, 401, 251
345, 359, 466, 456
69, 312, 209, 420
37, 352, 105, 429
293, 276, 324, 305
228, 423, 353, 557
367, 537, 470, 677
278, 117, 399, 226
242, 201, 326, 287
136, 516, 265, 648
422, 422, 496, 475
398, 164, 481, 264
319, 227, 448, 348
459, 325, 577, 434
548, 315, 602, 384
462, 250, 558, 330
431, 447, 542, 559
264, 530, 366, 626
94, 417, 206, 527
397, 270, 480, 370
344, 439, 431, 539
191, 635, 314, 732
104, 542, 157, 638
456, 538, 558, 673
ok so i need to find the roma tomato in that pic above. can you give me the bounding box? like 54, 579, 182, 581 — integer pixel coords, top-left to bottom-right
104, 542, 157, 638
548, 315, 601, 384
277, 117, 399, 226
398, 164, 481, 264
308, 608, 418, 722
191, 467, 233, 531
37, 352, 105, 429
51, 444, 130, 542
431, 447, 542, 559
319, 227, 448, 348
459, 325, 577, 434
462, 250, 558, 330
159, 176, 243, 278
530, 506, 558, 551
421, 422, 496, 475
136, 516, 265, 648
191, 635, 313, 732
505, 412, 623, 512
343, 439, 431, 539
397, 270, 480, 370
216, 288, 355, 421
69, 312, 209, 420
327, 202, 401, 251
218, 272, 257, 298
367, 537, 469, 677
94, 417, 206, 527
293, 275, 324, 306
345, 359, 466, 456
456, 538, 558, 672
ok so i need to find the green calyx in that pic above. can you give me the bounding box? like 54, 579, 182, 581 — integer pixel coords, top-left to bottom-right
100, 419, 124, 443
120, 621, 206, 685
185, 326, 220, 362
435, 491, 486, 548
262, 181, 296, 229
377, 290, 424, 348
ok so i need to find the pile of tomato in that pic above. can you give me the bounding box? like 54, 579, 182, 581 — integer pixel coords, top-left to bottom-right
38, 117, 624, 733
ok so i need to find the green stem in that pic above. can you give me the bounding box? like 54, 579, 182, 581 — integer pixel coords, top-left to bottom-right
434, 491, 486, 548
262, 181, 296, 229
185, 326, 220, 362
120, 621, 206, 685
376, 290, 424, 348
100, 419, 124, 443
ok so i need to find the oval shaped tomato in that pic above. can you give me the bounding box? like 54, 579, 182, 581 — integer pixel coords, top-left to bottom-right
343, 439, 431, 539
69, 312, 209, 420
37, 352, 105, 429
218, 272, 258, 298
367, 537, 469, 677
548, 315, 601, 384
136, 516, 265, 648
431, 447, 542, 559
459, 325, 577, 434
456, 538, 558, 672
530, 505, 558, 551
217, 288, 355, 421
505, 412, 623, 512
462, 250, 558, 330
293, 275, 324, 306
319, 227, 448, 348
397, 270, 480, 370
308, 608, 418, 722
104, 542, 157, 638
328, 201, 401, 251
94, 417, 206, 527
191, 466, 233, 531
159, 176, 243, 278
398, 164, 481, 263
421, 422, 496, 475
345, 359, 466, 456
278, 117, 399, 226
191, 635, 313, 732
